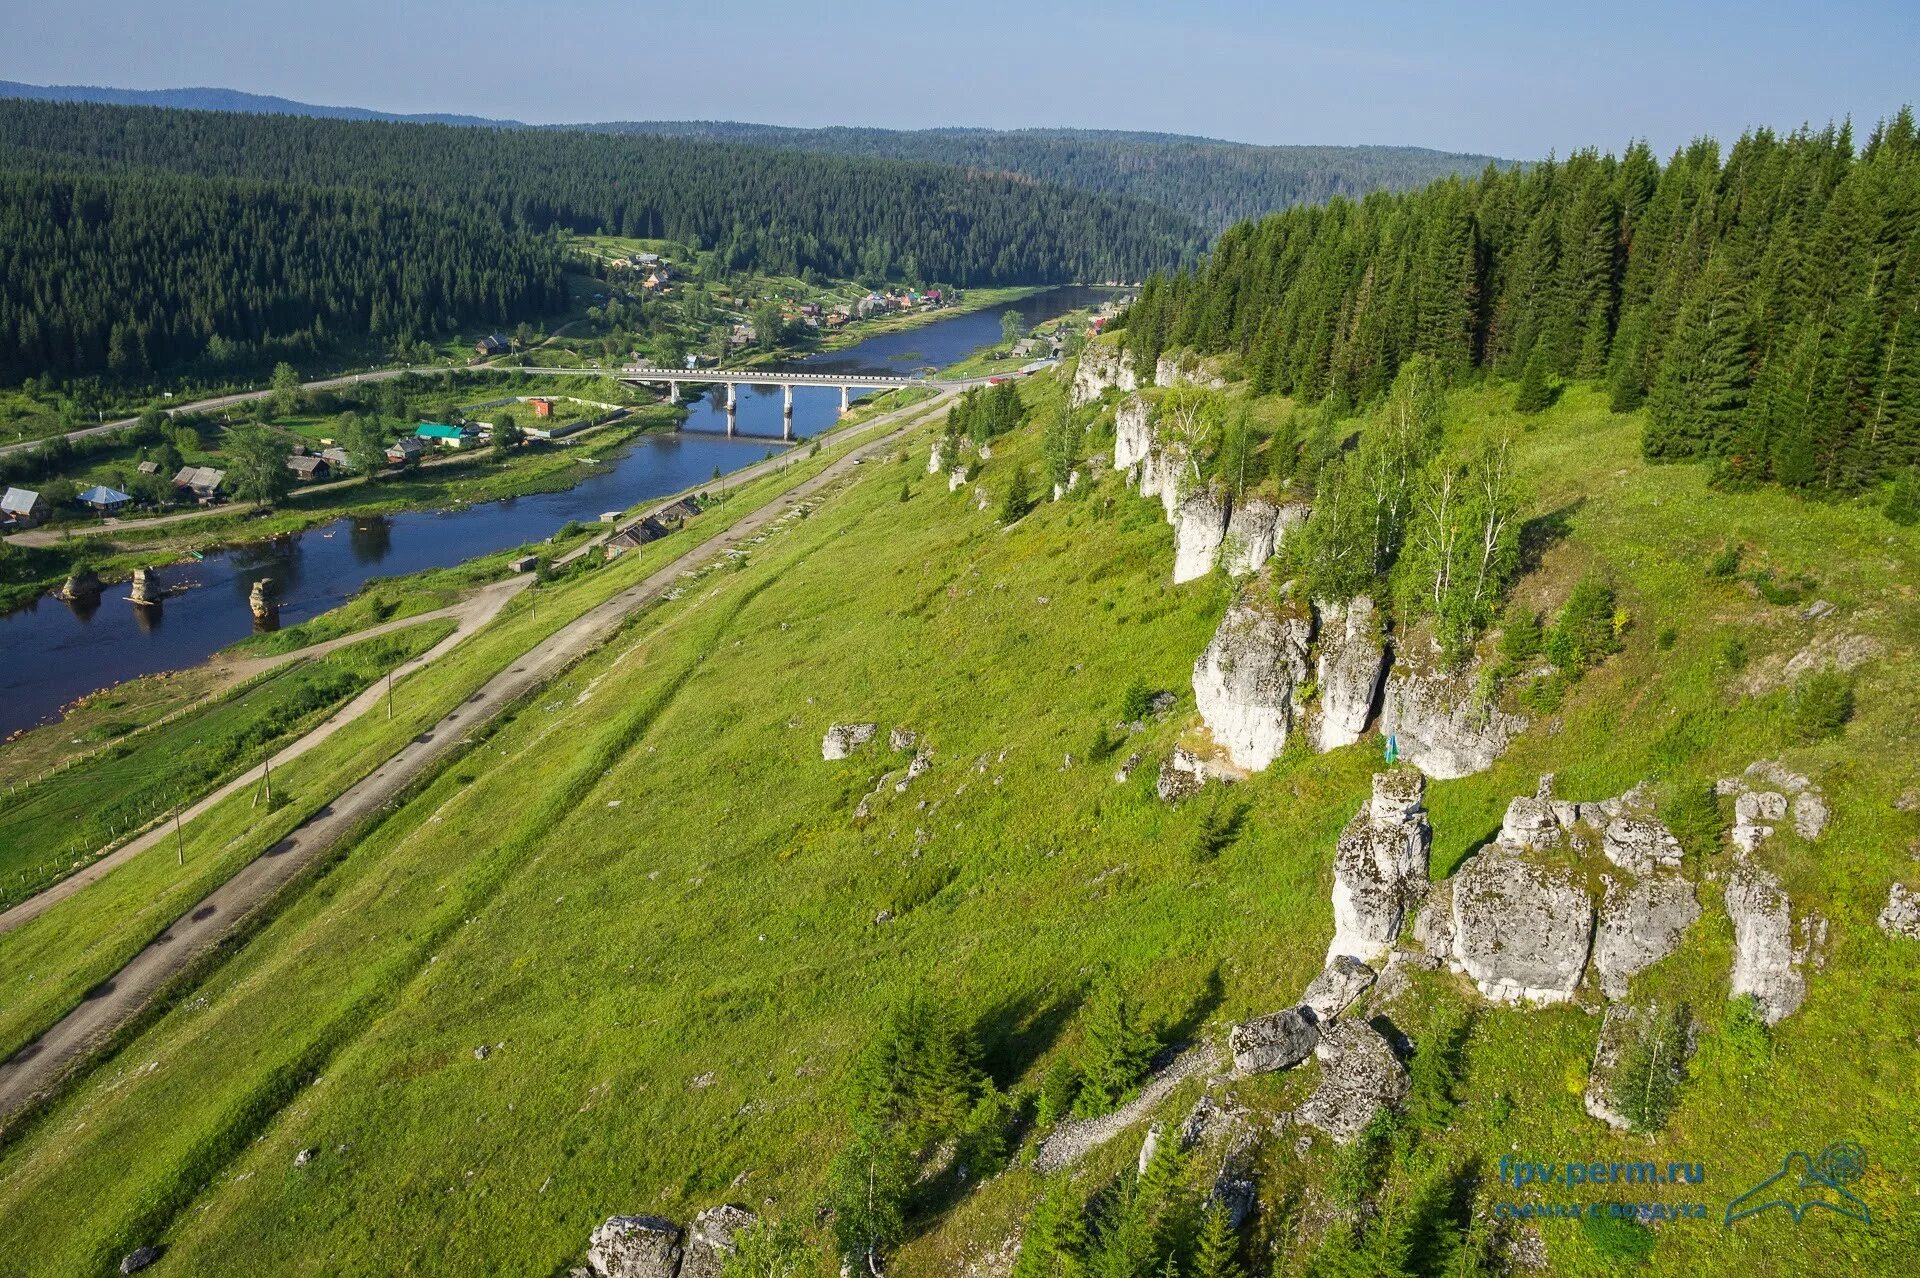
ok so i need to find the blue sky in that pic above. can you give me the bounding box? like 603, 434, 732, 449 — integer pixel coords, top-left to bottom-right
5, 0, 1916, 157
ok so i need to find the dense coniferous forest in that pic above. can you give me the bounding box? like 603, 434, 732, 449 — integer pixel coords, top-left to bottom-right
0, 168, 567, 381
0, 84, 1509, 232
569, 123, 1509, 232
0, 100, 1200, 382
1119, 110, 1920, 494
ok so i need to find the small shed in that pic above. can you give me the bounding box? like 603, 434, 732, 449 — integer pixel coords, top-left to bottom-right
528, 398, 554, 418
287, 454, 331, 482
602, 517, 669, 561
1, 487, 48, 526
320, 446, 354, 470
77, 485, 133, 514
136, 460, 161, 476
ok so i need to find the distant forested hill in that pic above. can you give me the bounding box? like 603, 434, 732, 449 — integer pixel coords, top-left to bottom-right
0, 83, 1510, 232
1119, 110, 1920, 495
557, 123, 1508, 233
0, 99, 1200, 381
0, 168, 568, 381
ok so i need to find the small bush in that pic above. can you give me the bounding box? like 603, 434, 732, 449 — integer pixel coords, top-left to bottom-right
1613, 1003, 1691, 1133
1706, 543, 1742, 579
999, 466, 1033, 522
1085, 724, 1120, 763
1189, 801, 1247, 862
1747, 568, 1817, 606
1659, 783, 1723, 865
1713, 634, 1748, 673
1117, 676, 1153, 723
1034, 1057, 1079, 1129
1655, 625, 1678, 651
1792, 671, 1854, 741
1547, 576, 1622, 672
1723, 995, 1773, 1077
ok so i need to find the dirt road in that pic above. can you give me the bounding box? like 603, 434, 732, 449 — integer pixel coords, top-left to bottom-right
0, 393, 946, 1123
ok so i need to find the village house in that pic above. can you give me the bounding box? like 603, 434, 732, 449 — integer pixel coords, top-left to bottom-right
655, 496, 702, 528
320, 446, 354, 471
475, 333, 512, 357
173, 465, 227, 502
385, 436, 426, 465
415, 422, 473, 449
77, 485, 133, 514
286, 454, 331, 482
1, 487, 48, 527
643, 270, 672, 291
601, 516, 671, 561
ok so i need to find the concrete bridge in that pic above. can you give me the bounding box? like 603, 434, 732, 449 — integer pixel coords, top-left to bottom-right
513, 365, 939, 438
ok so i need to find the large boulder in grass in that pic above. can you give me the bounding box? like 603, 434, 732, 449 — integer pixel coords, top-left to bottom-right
1295, 1018, 1410, 1144
678, 1205, 759, 1278
1327, 771, 1432, 964
1114, 394, 1152, 471
821, 722, 877, 760
587, 1216, 682, 1278
1593, 874, 1700, 999
1380, 662, 1526, 780
1449, 850, 1593, 1005
1172, 486, 1232, 584
1302, 955, 1378, 1020
1229, 1007, 1319, 1074
1192, 592, 1312, 772
1312, 596, 1388, 753
1725, 866, 1807, 1024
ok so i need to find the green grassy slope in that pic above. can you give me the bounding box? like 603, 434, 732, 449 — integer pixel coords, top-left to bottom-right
0, 375, 1914, 1275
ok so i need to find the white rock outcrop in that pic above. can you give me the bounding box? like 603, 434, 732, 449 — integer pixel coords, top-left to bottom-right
948, 467, 967, 492
1449, 849, 1593, 1005
1327, 770, 1432, 963
679, 1206, 758, 1278
927, 441, 944, 476
1192, 593, 1311, 772
1154, 353, 1227, 388
587, 1216, 682, 1278
1220, 497, 1278, 577
1172, 486, 1231, 584
1071, 343, 1139, 406
1720, 761, 1829, 851
1312, 596, 1388, 752
1380, 663, 1526, 780
821, 722, 878, 760
1725, 865, 1808, 1024
1113, 394, 1152, 471
1879, 883, 1920, 940
1296, 1019, 1411, 1144
1593, 874, 1700, 999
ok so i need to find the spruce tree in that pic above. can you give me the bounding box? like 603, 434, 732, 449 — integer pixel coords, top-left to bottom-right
1189, 1202, 1243, 1278
1512, 347, 1553, 414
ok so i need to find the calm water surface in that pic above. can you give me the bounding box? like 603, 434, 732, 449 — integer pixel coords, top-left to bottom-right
0, 287, 1105, 737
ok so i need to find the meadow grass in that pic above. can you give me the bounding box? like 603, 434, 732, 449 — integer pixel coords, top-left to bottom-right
0, 382, 1913, 1275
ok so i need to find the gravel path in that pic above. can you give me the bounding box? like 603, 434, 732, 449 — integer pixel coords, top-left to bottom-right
1032, 1042, 1221, 1173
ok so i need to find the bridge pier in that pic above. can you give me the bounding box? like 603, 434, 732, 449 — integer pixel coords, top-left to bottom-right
840, 385, 850, 414
782, 384, 794, 416
725, 382, 737, 411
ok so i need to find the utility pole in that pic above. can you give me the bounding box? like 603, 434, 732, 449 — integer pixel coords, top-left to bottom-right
263, 757, 271, 808
174, 805, 185, 866
387, 669, 394, 721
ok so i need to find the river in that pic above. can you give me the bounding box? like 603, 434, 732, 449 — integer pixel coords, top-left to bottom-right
0, 286, 1108, 739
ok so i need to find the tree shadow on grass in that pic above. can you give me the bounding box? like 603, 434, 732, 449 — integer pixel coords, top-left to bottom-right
975, 986, 1081, 1094
1517, 497, 1584, 574
1160, 963, 1226, 1047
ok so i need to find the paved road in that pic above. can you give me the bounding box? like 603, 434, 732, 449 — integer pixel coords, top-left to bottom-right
0, 392, 947, 1124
